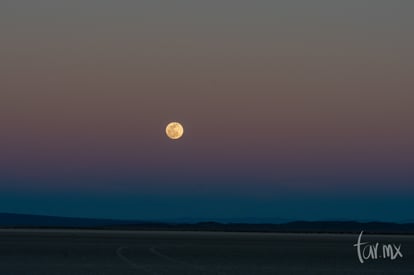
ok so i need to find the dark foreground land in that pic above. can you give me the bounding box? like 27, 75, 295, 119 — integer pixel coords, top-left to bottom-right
0, 229, 412, 275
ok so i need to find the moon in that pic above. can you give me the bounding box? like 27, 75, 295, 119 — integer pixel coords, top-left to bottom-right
166, 122, 184, 140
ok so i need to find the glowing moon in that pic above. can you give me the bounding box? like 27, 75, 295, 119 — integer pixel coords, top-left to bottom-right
166, 122, 184, 140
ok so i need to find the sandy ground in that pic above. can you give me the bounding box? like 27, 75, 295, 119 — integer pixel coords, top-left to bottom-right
0, 229, 412, 274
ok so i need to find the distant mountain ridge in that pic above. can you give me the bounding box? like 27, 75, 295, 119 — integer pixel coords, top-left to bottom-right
158, 216, 291, 224
0, 213, 413, 234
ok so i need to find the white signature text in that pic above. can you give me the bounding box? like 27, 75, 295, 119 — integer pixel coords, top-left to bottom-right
353, 231, 403, 263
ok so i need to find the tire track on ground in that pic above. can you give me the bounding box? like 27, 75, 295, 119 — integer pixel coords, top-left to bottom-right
116, 246, 160, 275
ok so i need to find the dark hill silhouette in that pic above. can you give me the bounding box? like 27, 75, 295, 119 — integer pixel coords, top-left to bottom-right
0, 213, 413, 234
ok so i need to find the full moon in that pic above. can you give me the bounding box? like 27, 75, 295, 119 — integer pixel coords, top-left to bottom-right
166, 122, 184, 140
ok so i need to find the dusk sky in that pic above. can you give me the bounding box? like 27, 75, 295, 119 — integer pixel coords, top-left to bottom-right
1, 1, 413, 222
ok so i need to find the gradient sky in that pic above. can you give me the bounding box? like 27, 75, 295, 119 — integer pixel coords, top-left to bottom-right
1, 1, 413, 221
